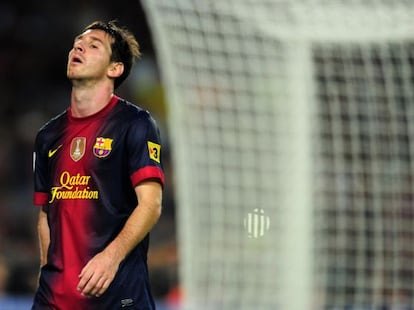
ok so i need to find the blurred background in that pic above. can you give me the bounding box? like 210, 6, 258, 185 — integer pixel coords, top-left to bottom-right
3, 1, 414, 309
0, 0, 179, 309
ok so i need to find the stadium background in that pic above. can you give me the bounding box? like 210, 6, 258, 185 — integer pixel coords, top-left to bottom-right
2, 1, 414, 310
0, 1, 179, 309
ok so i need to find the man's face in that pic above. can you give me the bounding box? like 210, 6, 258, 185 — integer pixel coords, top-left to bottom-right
67, 29, 113, 83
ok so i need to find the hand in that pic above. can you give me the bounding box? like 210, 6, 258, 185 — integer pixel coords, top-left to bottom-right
77, 250, 120, 297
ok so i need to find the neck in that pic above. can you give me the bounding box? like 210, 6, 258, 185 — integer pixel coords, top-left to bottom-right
70, 82, 114, 118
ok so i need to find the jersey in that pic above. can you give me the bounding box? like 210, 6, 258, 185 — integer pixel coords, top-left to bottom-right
32, 96, 164, 310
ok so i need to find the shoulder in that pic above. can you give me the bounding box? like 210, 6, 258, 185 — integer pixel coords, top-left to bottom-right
115, 98, 158, 128
36, 110, 68, 141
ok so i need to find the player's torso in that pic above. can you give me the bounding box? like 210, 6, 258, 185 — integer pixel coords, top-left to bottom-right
34, 98, 156, 309
43, 101, 139, 264
47, 111, 132, 209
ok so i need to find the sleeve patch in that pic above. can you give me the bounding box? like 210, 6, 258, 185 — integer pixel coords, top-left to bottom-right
147, 141, 161, 163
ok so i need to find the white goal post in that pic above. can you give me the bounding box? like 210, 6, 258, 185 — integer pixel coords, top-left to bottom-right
142, 1, 414, 309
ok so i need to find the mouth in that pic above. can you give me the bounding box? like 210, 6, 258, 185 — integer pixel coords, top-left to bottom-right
71, 56, 83, 64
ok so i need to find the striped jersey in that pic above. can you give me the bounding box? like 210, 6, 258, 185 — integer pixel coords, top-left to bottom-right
32, 95, 164, 310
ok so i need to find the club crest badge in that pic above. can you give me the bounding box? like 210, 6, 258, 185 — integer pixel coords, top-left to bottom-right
70, 137, 86, 162
93, 137, 113, 158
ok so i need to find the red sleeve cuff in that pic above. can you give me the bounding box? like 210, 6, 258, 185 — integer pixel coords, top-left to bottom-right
131, 166, 165, 188
34, 192, 48, 206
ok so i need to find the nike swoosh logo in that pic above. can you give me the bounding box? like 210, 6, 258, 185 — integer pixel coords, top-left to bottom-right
48, 145, 63, 158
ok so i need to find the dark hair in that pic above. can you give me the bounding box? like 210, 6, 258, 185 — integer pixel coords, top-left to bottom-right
83, 20, 141, 89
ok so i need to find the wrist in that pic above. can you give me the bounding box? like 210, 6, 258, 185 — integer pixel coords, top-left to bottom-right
103, 240, 127, 264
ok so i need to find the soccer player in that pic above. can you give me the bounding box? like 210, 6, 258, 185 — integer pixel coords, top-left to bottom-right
31, 20, 164, 309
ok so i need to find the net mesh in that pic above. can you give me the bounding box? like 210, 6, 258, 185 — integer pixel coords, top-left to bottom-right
313, 42, 414, 308
142, 1, 414, 309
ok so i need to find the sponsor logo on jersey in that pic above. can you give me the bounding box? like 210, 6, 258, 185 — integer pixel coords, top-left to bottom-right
48, 144, 62, 158
147, 141, 161, 163
49, 171, 98, 203
70, 137, 86, 162
93, 137, 113, 158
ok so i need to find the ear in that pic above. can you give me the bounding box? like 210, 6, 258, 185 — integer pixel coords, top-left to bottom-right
107, 62, 124, 79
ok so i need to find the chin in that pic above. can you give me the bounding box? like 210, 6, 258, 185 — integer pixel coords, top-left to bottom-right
67, 71, 81, 80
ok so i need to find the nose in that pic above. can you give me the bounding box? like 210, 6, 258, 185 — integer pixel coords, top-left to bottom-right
74, 41, 84, 53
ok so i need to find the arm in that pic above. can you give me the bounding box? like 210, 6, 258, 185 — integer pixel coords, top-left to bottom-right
77, 180, 162, 297
38, 207, 50, 268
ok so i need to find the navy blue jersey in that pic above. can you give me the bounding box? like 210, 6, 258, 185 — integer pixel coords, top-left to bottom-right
32, 96, 164, 310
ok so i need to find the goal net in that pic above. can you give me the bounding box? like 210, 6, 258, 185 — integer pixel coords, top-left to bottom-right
142, 1, 414, 309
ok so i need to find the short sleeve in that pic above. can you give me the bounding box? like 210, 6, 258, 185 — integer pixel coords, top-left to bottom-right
128, 111, 165, 188
33, 131, 50, 206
